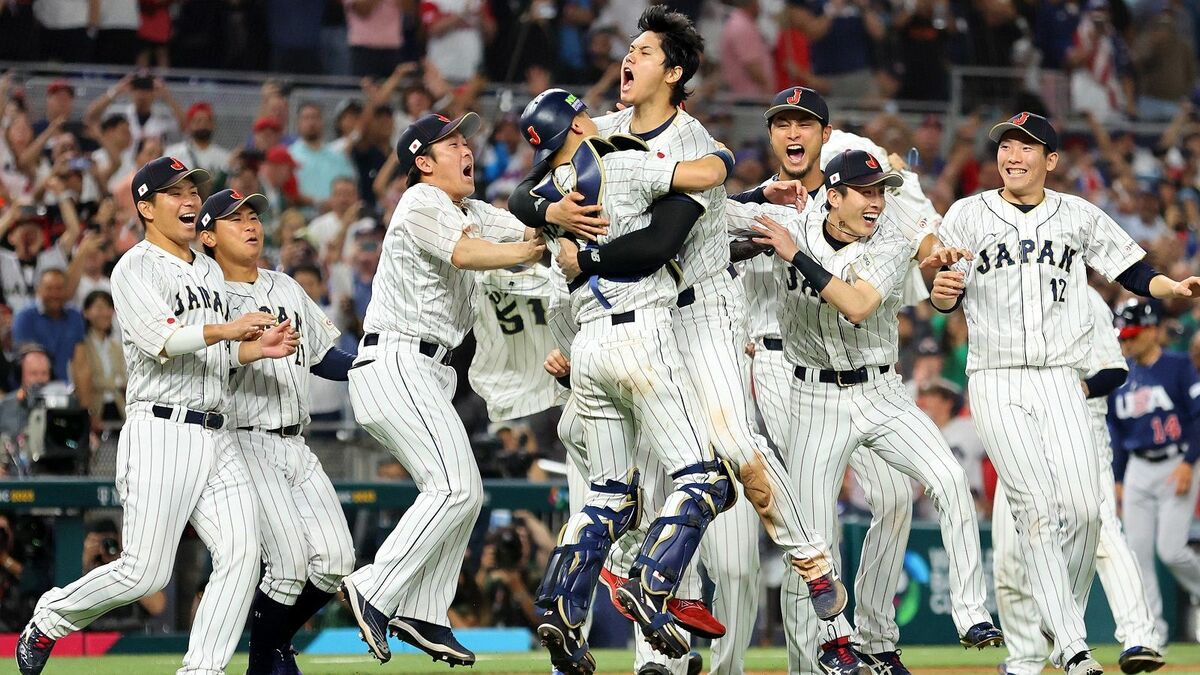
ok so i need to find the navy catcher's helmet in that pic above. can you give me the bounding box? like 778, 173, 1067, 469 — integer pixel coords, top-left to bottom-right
520, 88, 588, 164
1114, 299, 1161, 339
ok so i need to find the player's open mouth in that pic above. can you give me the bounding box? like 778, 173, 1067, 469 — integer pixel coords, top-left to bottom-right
786, 144, 804, 162
245, 236, 259, 244
463, 164, 473, 178
180, 213, 196, 224
863, 213, 879, 223
1005, 168, 1027, 177
621, 67, 634, 92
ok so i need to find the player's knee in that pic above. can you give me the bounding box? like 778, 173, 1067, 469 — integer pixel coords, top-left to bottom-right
868, 482, 913, 523
1156, 537, 1195, 566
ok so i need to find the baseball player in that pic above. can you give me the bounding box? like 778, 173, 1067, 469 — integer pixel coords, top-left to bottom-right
748, 149, 1001, 675
993, 286, 1164, 675
927, 112, 1200, 675
510, 12, 845, 674
16, 157, 299, 675
196, 188, 358, 675
1109, 299, 1200, 656
337, 112, 545, 666
732, 86, 941, 675
512, 88, 829, 675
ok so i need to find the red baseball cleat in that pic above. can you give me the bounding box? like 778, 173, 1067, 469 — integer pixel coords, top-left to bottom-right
667, 598, 726, 639
599, 568, 635, 622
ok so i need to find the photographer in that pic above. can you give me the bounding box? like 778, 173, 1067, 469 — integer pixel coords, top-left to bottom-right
477, 524, 540, 629
81, 519, 167, 630
0, 345, 89, 475
0, 512, 27, 630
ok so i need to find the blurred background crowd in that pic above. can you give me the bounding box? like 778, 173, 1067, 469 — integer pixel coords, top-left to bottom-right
1, 0, 1199, 648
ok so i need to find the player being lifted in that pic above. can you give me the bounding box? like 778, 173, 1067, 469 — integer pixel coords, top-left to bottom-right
196, 189, 357, 675
17, 158, 299, 675
927, 112, 1200, 675
510, 12, 844, 675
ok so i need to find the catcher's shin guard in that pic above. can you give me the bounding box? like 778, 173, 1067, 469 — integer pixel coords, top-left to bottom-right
536, 470, 642, 626
632, 460, 736, 597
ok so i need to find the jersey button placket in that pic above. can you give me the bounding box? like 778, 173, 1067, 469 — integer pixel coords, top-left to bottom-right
1017, 217, 1045, 364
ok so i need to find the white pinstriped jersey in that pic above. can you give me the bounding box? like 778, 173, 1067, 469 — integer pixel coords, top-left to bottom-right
111, 242, 237, 411
547, 150, 680, 324
469, 264, 569, 420
225, 269, 341, 428
938, 188, 1144, 374
773, 209, 918, 370
1084, 286, 1127, 418
363, 182, 527, 349
593, 108, 729, 288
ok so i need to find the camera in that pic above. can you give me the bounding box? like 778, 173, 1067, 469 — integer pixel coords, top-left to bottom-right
490, 526, 524, 570
68, 157, 91, 173
100, 537, 120, 558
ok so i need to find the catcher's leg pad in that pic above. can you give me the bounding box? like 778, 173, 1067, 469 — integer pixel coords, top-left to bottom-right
633, 460, 735, 597
536, 470, 642, 626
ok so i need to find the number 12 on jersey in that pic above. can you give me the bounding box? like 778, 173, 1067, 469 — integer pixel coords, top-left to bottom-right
1049, 277, 1067, 302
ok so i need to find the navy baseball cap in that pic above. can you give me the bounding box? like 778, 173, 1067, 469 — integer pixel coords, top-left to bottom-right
197, 189, 268, 232
824, 149, 903, 189
131, 156, 211, 204
764, 87, 829, 125
396, 112, 481, 175
988, 112, 1059, 153
520, 88, 589, 164
1114, 299, 1161, 339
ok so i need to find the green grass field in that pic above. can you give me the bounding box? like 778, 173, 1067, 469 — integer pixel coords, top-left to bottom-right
15, 645, 1200, 675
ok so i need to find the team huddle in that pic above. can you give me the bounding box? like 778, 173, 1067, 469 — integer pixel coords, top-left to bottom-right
14, 6, 1200, 675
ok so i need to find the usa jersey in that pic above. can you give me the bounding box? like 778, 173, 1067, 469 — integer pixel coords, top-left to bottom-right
225, 270, 342, 428
363, 182, 527, 349
939, 188, 1145, 374
111, 243, 237, 412
1108, 351, 1200, 471
593, 107, 728, 287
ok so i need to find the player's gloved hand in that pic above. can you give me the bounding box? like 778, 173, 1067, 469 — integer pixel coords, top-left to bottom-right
762, 179, 808, 211
919, 246, 974, 271
259, 319, 301, 359
930, 269, 965, 302
544, 349, 570, 377
750, 215, 799, 262
547, 192, 609, 241
1170, 462, 1194, 496
1169, 276, 1200, 298
222, 311, 279, 342
556, 238, 582, 281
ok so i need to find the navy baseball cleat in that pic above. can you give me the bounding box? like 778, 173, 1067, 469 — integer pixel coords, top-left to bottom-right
959, 621, 1005, 649
16, 623, 55, 675
388, 616, 476, 667
1065, 651, 1104, 675
339, 579, 391, 663
272, 644, 302, 675
616, 580, 689, 659
687, 650, 703, 675
1118, 646, 1165, 673
818, 637, 869, 675
806, 571, 849, 620
635, 651, 701, 675
858, 649, 912, 675
537, 608, 595, 675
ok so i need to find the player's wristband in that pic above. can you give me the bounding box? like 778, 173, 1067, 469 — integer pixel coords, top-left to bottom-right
576, 247, 601, 277
708, 150, 734, 178
789, 249, 833, 292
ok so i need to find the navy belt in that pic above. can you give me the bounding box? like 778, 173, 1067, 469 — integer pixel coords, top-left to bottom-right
794, 365, 890, 387
1133, 444, 1182, 463
676, 266, 737, 308
152, 405, 224, 430
363, 333, 453, 366
238, 424, 303, 438
612, 311, 636, 325
762, 338, 784, 351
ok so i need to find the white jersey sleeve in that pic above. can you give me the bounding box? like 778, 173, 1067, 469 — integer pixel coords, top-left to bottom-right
466, 199, 529, 243
1081, 202, 1146, 280
408, 205, 464, 264
111, 252, 184, 362
853, 228, 918, 298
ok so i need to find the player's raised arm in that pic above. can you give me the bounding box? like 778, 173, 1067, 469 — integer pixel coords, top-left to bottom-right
668, 144, 735, 192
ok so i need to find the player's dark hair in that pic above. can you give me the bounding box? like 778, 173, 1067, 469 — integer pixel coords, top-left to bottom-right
290, 263, 323, 283
406, 147, 433, 187
635, 5, 704, 108
823, 186, 848, 211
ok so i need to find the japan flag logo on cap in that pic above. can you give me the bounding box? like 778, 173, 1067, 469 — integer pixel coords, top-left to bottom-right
408, 139, 422, 154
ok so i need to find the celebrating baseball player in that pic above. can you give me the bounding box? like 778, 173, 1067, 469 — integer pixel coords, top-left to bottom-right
747, 149, 1001, 675
927, 112, 1200, 675
17, 157, 299, 675
196, 188, 358, 675
338, 112, 545, 666
1109, 299, 1200, 658
994, 287, 1163, 675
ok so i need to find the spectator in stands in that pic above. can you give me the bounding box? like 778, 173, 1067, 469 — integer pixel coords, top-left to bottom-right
350, 101, 394, 210
480, 115, 532, 203
164, 102, 232, 184
322, 0, 353, 75
558, 0, 598, 82
256, 80, 296, 144
260, 145, 311, 221
1068, 0, 1135, 122
13, 269, 86, 382
86, 73, 184, 143
719, 0, 774, 98
91, 114, 134, 191
36, 132, 101, 207
916, 378, 989, 517
908, 336, 945, 395
268, 0, 326, 74
940, 310, 969, 386
774, 5, 824, 92
1035, 0, 1082, 118
0, 512, 32, 630
136, 0, 173, 68
421, 0, 490, 83
345, 0, 406, 78
67, 231, 114, 308
891, 0, 955, 100
33, 80, 78, 137
0, 346, 55, 442
305, 176, 369, 259
790, 0, 885, 100
0, 198, 78, 314
329, 99, 364, 155
249, 116, 285, 155
82, 519, 167, 629
290, 102, 357, 205
329, 222, 381, 323
1133, 9, 1197, 121
34, 0, 92, 64
93, 0, 141, 65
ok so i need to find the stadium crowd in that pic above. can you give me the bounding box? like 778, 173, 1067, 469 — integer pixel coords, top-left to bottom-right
0, 0, 1200, 646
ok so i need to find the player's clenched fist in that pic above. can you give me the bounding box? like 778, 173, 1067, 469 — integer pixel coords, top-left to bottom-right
931, 269, 966, 303
221, 311, 279, 341
919, 246, 974, 271
544, 349, 570, 377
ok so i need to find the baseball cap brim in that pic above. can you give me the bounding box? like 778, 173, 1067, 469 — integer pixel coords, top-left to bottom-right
988, 123, 1050, 148
844, 171, 904, 189
433, 112, 481, 144
764, 103, 827, 123
216, 193, 269, 219
1118, 325, 1147, 340
138, 167, 212, 202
